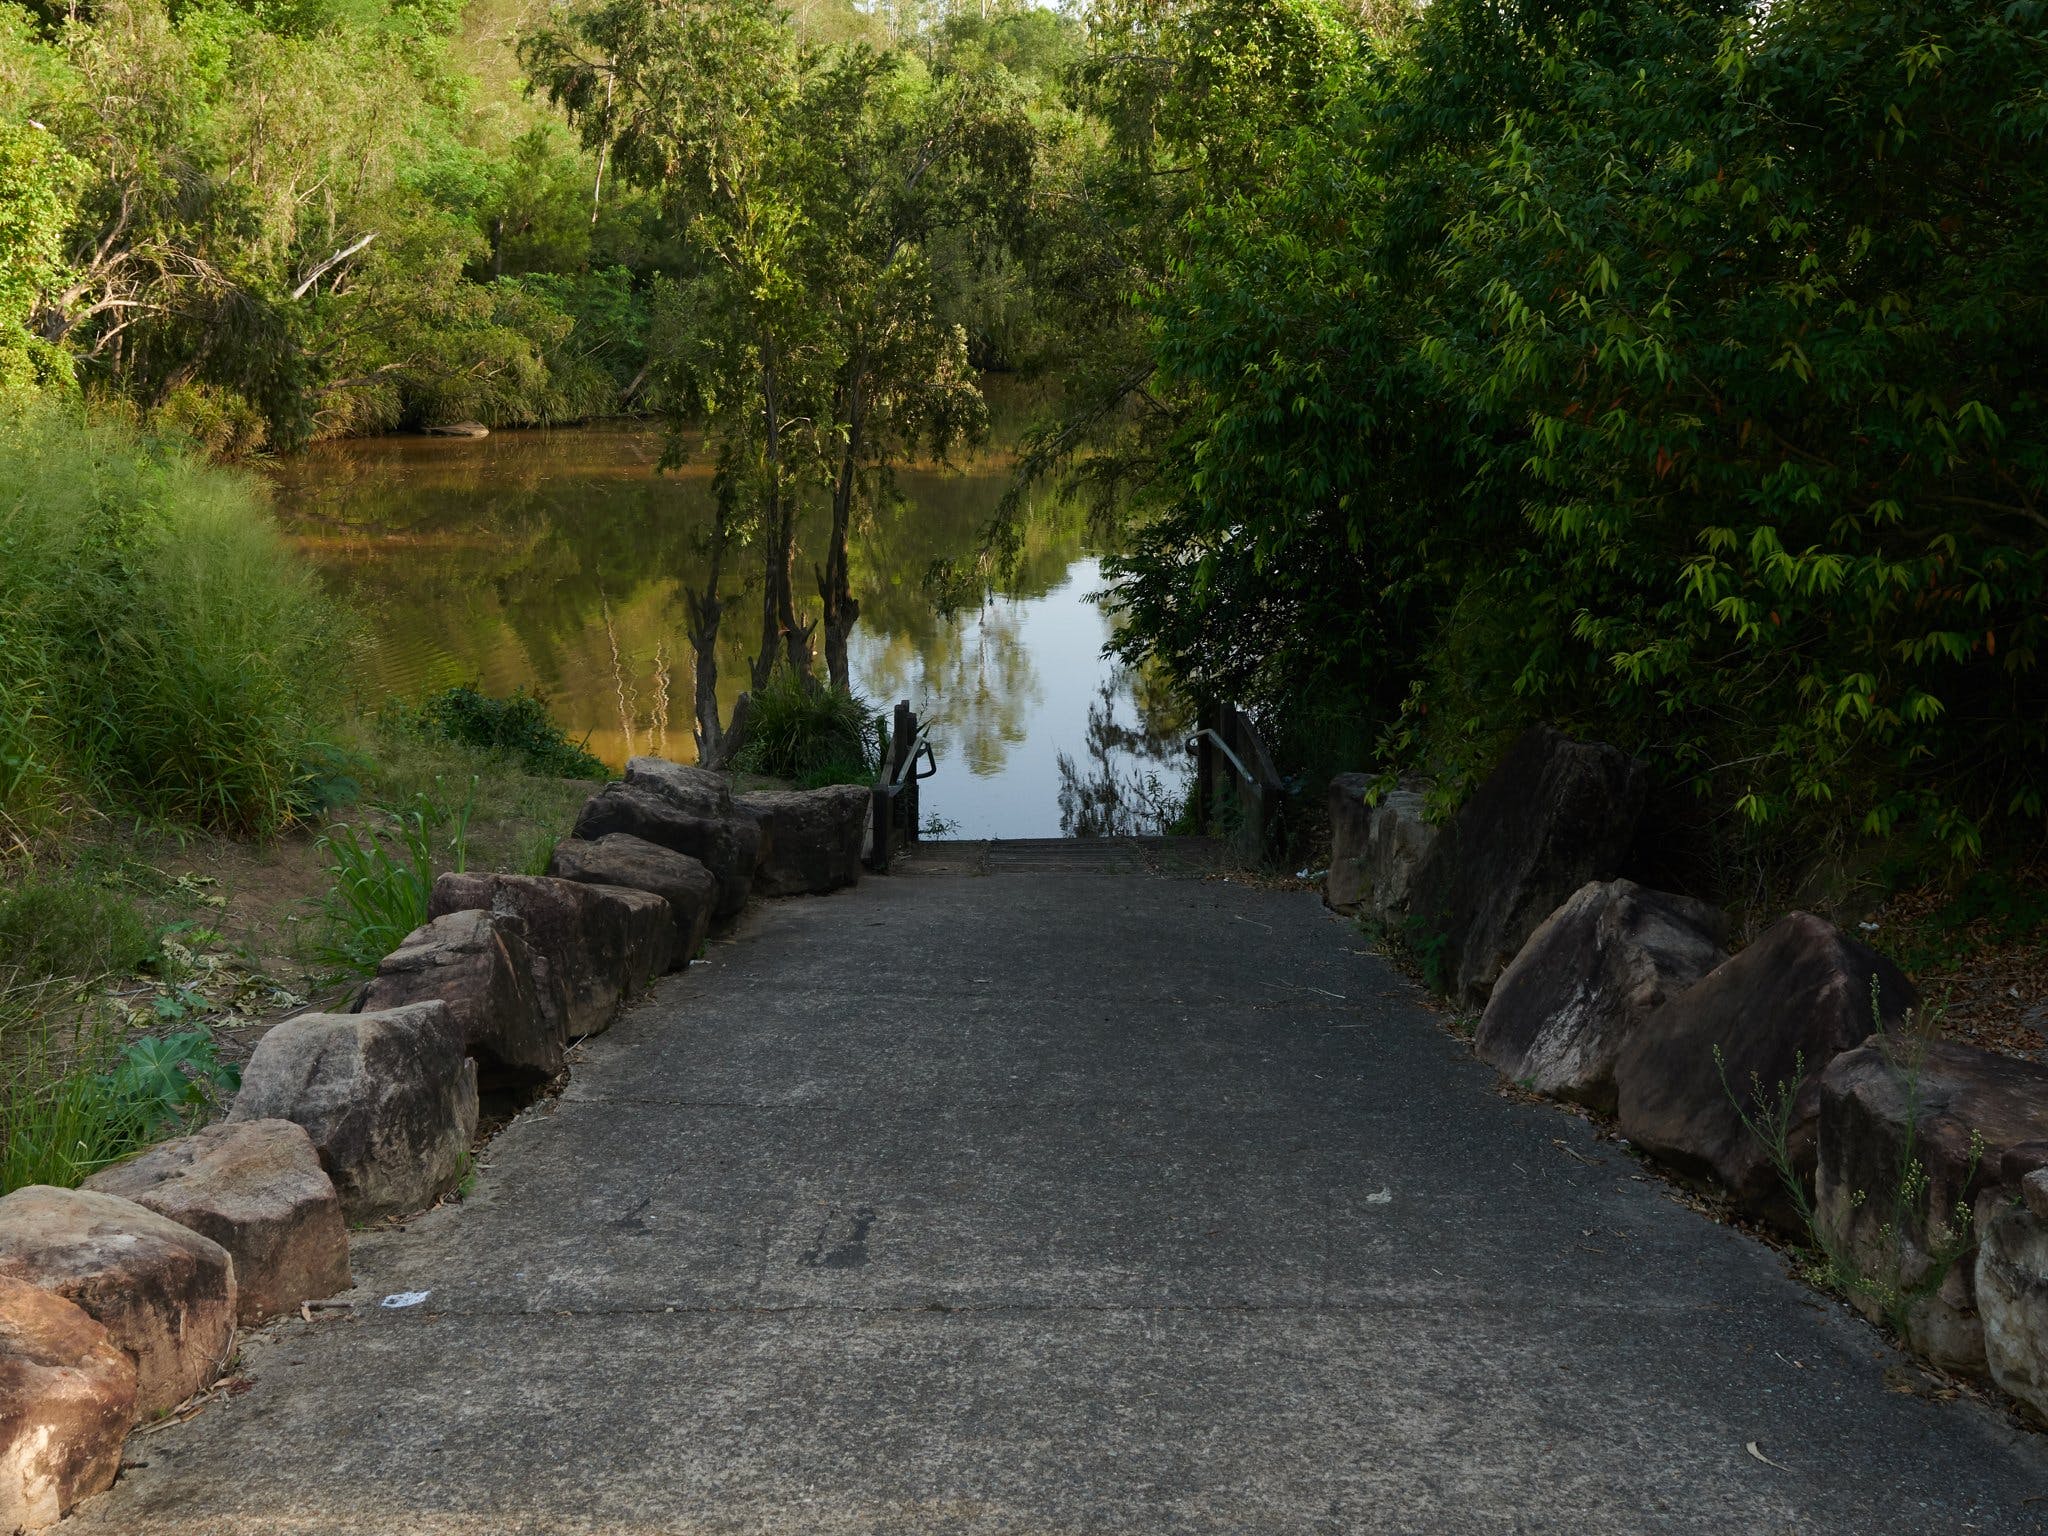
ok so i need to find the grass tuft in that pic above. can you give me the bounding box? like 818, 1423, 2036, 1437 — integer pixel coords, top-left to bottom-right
737, 670, 878, 786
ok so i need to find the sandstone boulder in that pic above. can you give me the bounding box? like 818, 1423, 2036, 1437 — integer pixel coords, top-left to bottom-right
358, 908, 567, 1082
572, 783, 761, 920
0, 1187, 235, 1418
624, 756, 734, 818
1324, 774, 1375, 915
1978, 1171, 2048, 1422
84, 1120, 349, 1326
1613, 912, 1914, 1221
737, 785, 870, 897
428, 873, 674, 1037
0, 1278, 136, 1531
1324, 780, 1435, 925
1406, 726, 1644, 1006
1816, 1040, 2048, 1375
546, 834, 716, 963
1475, 879, 1726, 1112
228, 1002, 478, 1222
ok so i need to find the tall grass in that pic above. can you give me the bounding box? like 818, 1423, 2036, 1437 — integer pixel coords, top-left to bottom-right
737, 670, 879, 787
313, 785, 474, 975
0, 398, 347, 837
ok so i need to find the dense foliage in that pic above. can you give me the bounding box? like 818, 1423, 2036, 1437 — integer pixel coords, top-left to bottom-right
524, 0, 1066, 752
0, 0, 659, 445
0, 398, 344, 836
1076, 0, 2048, 889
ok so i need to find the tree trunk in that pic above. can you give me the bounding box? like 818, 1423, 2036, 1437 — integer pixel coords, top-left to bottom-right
819, 368, 866, 692
690, 489, 732, 764
753, 348, 787, 692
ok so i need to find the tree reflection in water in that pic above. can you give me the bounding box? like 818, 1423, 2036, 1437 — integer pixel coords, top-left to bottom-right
270, 410, 1188, 836
1056, 670, 1192, 838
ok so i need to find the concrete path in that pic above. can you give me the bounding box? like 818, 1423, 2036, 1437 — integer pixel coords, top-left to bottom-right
78, 847, 2048, 1533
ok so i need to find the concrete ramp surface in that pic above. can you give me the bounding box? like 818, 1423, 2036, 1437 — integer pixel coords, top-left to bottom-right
76, 853, 2048, 1533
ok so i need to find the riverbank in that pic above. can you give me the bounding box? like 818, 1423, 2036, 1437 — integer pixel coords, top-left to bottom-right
0, 716, 606, 1191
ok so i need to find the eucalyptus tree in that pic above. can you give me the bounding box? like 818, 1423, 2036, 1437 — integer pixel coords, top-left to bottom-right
527, 0, 1045, 727
524, 0, 842, 756
804, 39, 1036, 688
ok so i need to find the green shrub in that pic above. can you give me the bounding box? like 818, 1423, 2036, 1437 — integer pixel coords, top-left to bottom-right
0, 399, 347, 835
736, 670, 879, 786
404, 684, 608, 780
1100, 0, 2048, 892
0, 878, 160, 980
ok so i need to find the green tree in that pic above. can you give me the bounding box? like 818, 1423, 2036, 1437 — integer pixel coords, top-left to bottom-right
1091, 0, 2048, 892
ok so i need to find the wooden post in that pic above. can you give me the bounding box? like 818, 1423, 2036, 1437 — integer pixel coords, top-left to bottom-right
868, 784, 891, 874
904, 706, 921, 843
889, 700, 913, 849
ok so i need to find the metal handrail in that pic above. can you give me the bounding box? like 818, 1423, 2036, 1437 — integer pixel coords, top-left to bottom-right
869, 700, 936, 873
889, 730, 936, 791
1186, 727, 1257, 789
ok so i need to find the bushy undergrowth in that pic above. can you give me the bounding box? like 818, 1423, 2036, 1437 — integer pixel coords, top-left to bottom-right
0, 974, 238, 1192
0, 401, 346, 836
400, 684, 607, 780
0, 877, 160, 979
1096, 0, 2048, 895
737, 671, 879, 788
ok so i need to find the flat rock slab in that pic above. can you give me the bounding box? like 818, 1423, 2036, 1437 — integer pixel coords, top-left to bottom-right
72, 857, 2048, 1534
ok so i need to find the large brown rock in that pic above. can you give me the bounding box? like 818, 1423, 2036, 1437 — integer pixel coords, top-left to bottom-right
1407, 726, 1645, 1006
1613, 912, 1914, 1222
737, 785, 869, 898
358, 908, 568, 1082
546, 834, 715, 964
624, 756, 734, 818
1816, 1040, 2048, 1375
0, 1277, 136, 1531
1324, 774, 1375, 915
228, 1002, 478, 1222
84, 1120, 350, 1326
1326, 777, 1436, 924
428, 873, 674, 1038
1978, 1171, 2048, 1422
572, 783, 761, 920
1475, 880, 1726, 1113
0, 1187, 235, 1419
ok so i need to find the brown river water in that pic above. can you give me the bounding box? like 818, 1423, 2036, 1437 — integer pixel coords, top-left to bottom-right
266, 415, 1187, 839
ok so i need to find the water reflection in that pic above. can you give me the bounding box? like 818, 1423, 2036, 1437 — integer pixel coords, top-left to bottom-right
266, 415, 1187, 838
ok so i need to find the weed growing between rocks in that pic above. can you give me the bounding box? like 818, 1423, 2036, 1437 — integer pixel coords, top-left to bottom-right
313, 784, 475, 976
1719, 982, 1984, 1339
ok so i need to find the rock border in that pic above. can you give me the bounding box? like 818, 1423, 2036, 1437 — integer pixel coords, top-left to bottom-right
0, 765, 872, 1529
1327, 739, 2048, 1429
